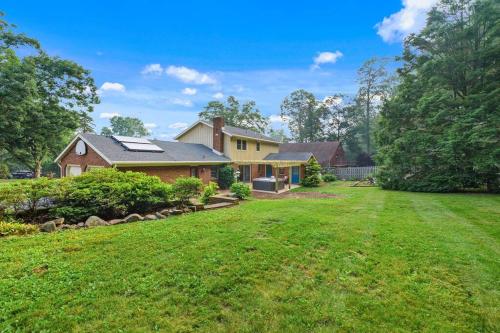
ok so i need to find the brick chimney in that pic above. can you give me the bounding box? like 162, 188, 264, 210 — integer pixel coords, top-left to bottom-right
212, 117, 224, 153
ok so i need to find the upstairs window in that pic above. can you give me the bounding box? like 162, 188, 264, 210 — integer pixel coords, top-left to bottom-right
256, 142, 261, 151
237, 139, 247, 150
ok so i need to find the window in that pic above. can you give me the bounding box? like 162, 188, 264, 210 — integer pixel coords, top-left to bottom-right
210, 166, 219, 179
237, 139, 247, 150
279, 168, 285, 176
190, 167, 198, 178
256, 142, 260, 151
66, 165, 82, 177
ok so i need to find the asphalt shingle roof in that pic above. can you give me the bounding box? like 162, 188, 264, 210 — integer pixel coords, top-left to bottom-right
279, 142, 340, 165
81, 133, 230, 163
263, 152, 313, 161
222, 124, 278, 142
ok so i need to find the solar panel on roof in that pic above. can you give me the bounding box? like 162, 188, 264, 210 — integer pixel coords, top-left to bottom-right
112, 135, 151, 144
121, 142, 164, 152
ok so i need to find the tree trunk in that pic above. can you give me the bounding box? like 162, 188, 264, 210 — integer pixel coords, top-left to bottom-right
34, 160, 42, 178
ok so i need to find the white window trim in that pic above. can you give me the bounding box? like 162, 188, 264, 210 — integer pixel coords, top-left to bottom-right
65, 164, 82, 177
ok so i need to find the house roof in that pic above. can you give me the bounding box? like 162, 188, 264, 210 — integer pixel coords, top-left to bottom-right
56, 133, 230, 165
263, 152, 314, 161
279, 142, 341, 165
174, 120, 279, 144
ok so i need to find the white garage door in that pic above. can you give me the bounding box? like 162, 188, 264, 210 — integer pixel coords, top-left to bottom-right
66, 165, 82, 177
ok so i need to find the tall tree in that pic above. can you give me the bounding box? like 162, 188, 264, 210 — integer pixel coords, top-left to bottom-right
101, 116, 149, 137
356, 57, 392, 155
377, 0, 499, 192
267, 128, 290, 143
280, 89, 327, 142
199, 96, 269, 133
0, 14, 99, 177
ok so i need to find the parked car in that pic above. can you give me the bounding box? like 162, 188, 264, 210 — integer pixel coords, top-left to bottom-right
11, 171, 34, 179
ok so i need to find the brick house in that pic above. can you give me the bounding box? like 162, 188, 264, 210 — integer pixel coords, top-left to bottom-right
56, 117, 316, 192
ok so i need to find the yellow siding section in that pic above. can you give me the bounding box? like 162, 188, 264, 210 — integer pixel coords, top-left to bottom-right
223, 135, 232, 158
229, 137, 279, 162
176, 123, 213, 147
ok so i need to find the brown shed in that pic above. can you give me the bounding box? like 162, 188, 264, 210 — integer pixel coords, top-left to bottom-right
279, 141, 347, 168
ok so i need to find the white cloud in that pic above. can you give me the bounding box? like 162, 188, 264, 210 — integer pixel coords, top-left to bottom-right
311, 51, 343, 70
212, 92, 224, 99
100, 82, 126, 92
141, 63, 164, 75
166, 65, 217, 85
376, 0, 438, 43
99, 112, 121, 119
168, 122, 189, 130
269, 115, 290, 123
171, 98, 193, 107
144, 123, 157, 129
182, 87, 197, 95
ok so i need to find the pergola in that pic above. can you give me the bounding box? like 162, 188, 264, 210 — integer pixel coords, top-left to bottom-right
233, 157, 314, 192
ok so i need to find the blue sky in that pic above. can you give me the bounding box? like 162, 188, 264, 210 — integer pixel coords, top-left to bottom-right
3, 0, 437, 139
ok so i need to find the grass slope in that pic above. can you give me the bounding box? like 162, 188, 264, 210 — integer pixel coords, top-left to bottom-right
1, 183, 499, 332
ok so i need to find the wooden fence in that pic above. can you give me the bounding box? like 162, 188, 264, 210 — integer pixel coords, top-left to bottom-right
324, 166, 378, 181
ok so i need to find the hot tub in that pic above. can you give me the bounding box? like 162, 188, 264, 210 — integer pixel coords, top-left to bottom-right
252, 177, 285, 192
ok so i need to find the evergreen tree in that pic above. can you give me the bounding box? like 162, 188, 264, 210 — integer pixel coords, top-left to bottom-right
377, 0, 499, 192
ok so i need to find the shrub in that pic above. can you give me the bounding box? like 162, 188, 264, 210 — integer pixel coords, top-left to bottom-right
322, 173, 336, 182
230, 182, 251, 199
0, 178, 61, 222
0, 164, 9, 179
218, 165, 234, 189
200, 181, 219, 204
52, 168, 174, 223
0, 221, 38, 237
301, 159, 322, 187
172, 177, 203, 206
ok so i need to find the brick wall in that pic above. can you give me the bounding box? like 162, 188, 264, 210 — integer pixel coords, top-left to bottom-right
59, 140, 110, 176
118, 165, 214, 184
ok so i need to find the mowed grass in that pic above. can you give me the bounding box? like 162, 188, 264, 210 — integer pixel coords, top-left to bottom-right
0, 183, 499, 332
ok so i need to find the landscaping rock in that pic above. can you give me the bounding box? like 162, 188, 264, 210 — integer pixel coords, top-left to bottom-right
143, 214, 157, 221
85, 216, 109, 227
123, 213, 143, 223
61, 224, 76, 230
77, 222, 85, 228
170, 209, 184, 215
108, 219, 125, 225
159, 209, 171, 216
155, 212, 167, 219
40, 221, 57, 233
51, 218, 65, 226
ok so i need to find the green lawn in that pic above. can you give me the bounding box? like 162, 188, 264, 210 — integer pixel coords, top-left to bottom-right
1, 183, 499, 332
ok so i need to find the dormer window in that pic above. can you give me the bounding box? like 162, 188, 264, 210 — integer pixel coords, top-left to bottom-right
256, 142, 261, 151
237, 139, 247, 150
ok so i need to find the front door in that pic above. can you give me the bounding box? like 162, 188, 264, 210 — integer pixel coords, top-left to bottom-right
265, 164, 273, 177
239, 165, 251, 182
291, 166, 300, 184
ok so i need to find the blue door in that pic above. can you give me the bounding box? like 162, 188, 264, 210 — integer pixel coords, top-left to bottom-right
265, 165, 273, 177
291, 166, 300, 184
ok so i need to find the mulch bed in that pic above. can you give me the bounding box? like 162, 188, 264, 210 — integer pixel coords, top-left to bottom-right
251, 191, 337, 200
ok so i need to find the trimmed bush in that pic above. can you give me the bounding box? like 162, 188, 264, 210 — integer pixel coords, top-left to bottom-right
172, 177, 203, 206
230, 182, 251, 199
218, 165, 234, 189
0, 221, 38, 237
52, 168, 174, 223
200, 181, 219, 204
0, 178, 61, 222
301, 159, 322, 187
322, 173, 337, 182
